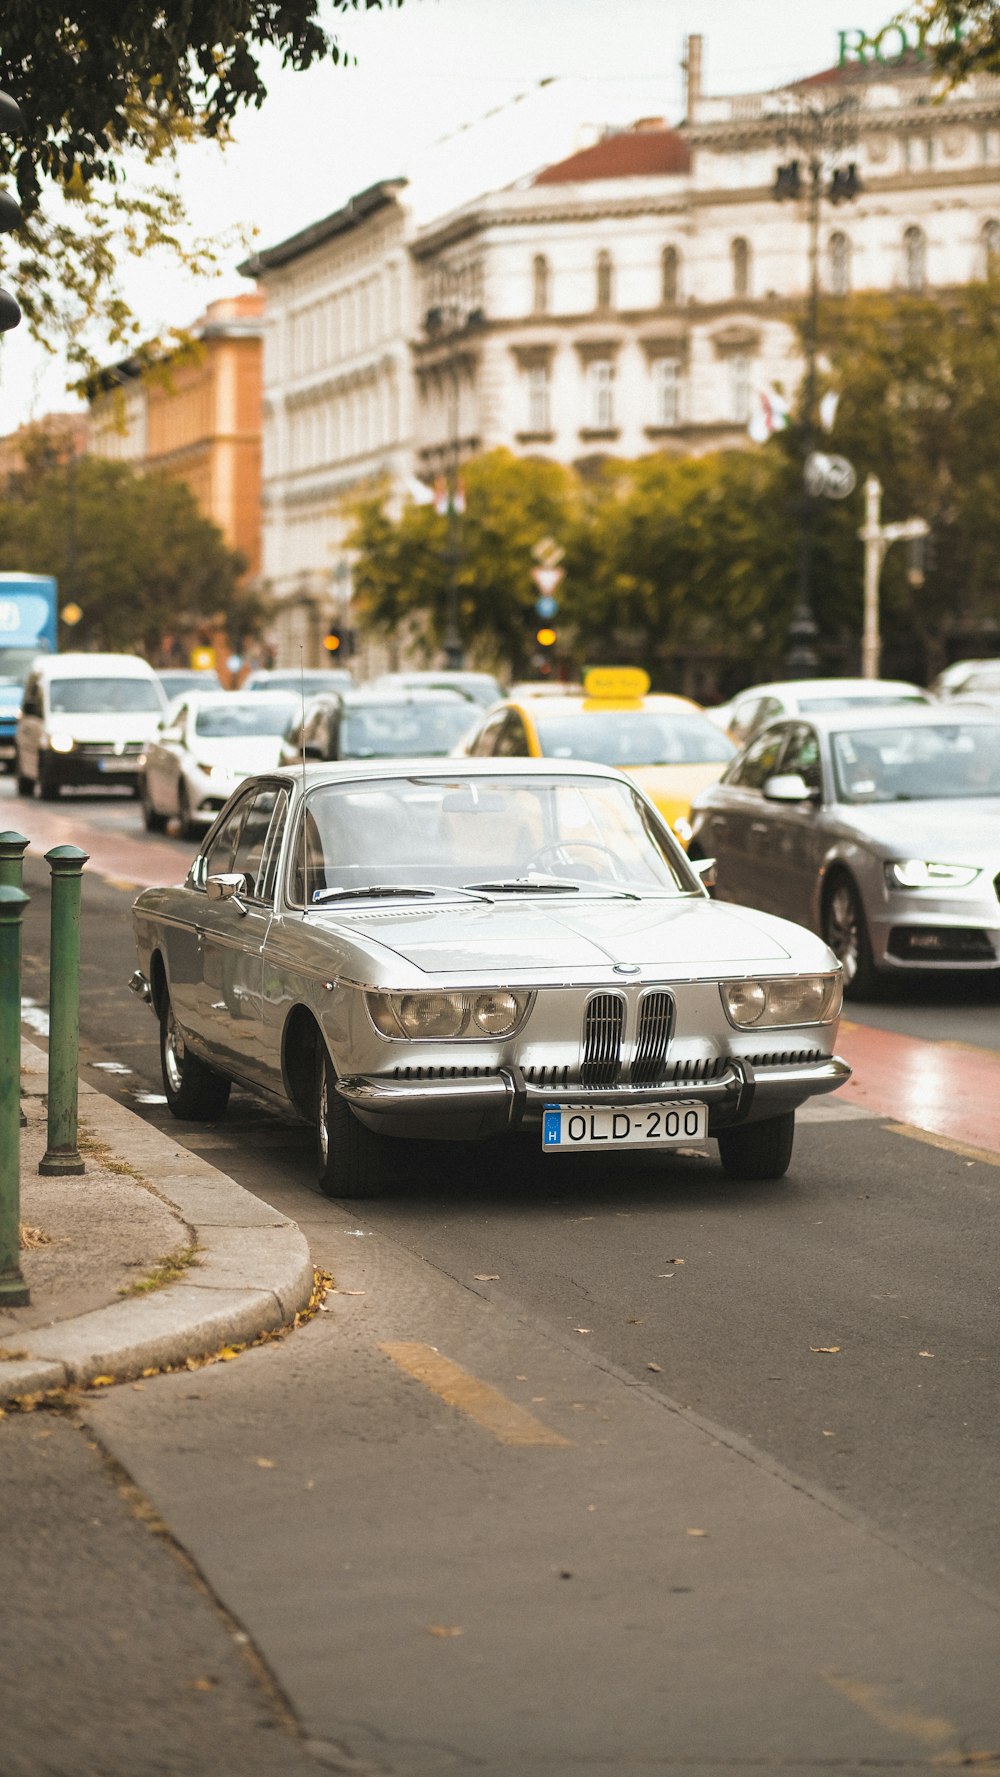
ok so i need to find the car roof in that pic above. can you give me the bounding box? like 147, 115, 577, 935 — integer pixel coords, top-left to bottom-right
176, 688, 297, 707
735, 677, 928, 700
504, 690, 704, 717
762, 702, 1000, 733
270, 754, 636, 787
38, 653, 160, 678
299, 687, 474, 711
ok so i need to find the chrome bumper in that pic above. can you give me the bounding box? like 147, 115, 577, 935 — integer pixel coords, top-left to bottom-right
128, 969, 152, 1004
337, 1055, 852, 1141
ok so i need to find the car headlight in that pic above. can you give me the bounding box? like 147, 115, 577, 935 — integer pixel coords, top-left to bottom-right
366, 989, 531, 1040
48, 732, 75, 754
721, 975, 842, 1028
885, 859, 981, 890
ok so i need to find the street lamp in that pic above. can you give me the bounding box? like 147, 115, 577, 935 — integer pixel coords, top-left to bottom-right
424, 295, 485, 670
859, 475, 928, 678
772, 94, 861, 676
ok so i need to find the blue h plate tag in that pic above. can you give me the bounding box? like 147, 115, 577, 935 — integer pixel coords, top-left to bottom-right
542, 1108, 562, 1148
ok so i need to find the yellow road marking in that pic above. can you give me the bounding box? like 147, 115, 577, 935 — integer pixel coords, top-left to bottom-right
105, 877, 141, 891
824, 1674, 958, 1751
379, 1342, 571, 1447
886, 1122, 1000, 1169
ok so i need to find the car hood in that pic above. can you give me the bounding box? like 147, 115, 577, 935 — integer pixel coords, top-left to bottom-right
190, 735, 285, 771
43, 710, 163, 741
839, 796, 1000, 862
320, 895, 824, 977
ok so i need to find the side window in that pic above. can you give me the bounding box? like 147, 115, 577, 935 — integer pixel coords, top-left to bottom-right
729, 696, 764, 746
496, 713, 530, 757
231, 788, 283, 899
781, 723, 823, 795
203, 796, 252, 882
255, 789, 291, 904
731, 726, 790, 791
470, 713, 508, 756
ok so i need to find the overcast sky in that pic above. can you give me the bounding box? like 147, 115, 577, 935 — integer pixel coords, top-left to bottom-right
0, 0, 906, 430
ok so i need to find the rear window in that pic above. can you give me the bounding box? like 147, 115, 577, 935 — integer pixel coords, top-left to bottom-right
48, 677, 163, 714
534, 708, 734, 767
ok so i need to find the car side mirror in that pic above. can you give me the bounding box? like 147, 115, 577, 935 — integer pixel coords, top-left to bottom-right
206, 872, 249, 912
690, 856, 717, 890
762, 772, 817, 803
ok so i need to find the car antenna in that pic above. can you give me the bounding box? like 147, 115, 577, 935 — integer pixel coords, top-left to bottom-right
299, 647, 308, 909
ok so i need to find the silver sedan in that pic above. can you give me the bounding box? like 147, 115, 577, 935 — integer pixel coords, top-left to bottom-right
141, 691, 300, 838
131, 759, 848, 1197
689, 704, 1000, 997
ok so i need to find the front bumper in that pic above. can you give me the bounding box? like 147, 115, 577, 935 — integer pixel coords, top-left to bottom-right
337, 1054, 852, 1142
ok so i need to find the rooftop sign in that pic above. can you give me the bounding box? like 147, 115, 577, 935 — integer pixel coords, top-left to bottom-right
837, 20, 964, 65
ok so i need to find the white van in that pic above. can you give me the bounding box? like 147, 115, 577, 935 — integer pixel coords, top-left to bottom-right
16, 652, 167, 798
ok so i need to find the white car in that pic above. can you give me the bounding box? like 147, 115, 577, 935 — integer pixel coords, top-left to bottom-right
16, 652, 167, 799
706, 677, 931, 748
141, 691, 300, 837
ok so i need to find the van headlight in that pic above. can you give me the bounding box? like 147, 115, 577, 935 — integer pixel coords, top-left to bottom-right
48, 732, 75, 754
721, 975, 842, 1028
366, 989, 531, 1040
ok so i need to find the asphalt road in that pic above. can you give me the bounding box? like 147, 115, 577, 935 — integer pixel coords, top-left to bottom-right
5, 783, 1000, 1776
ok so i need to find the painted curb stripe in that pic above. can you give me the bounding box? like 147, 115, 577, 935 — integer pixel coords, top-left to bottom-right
380, 1341, 571, 1446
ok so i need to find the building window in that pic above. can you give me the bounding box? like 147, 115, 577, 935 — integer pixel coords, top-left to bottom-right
595, 250, 614, 311
654, 358, 681, 427
901, 134, 913, 171
532, 254, 550, 315
729, 354, 752, 425
984, 219, 1000, 271
661, 245, 680, 305
903, 225, 926, 293
829, 231, 851, 296
588, 358, 615, 429
731, 237, 751, 299
527, 363, 551, 432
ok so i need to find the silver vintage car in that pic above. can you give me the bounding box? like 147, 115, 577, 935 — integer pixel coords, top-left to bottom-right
130, 759, 849, 1197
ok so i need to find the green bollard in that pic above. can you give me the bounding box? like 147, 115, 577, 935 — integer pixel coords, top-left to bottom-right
39, 844, 88, 1177
0, 831, 30, 891
0, 884, 30, 1306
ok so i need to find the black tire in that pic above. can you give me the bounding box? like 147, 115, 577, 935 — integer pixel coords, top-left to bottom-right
159, 993, 231, 1121
38, 754, 62, 800
316, 1047, 391, 1199
823, 871, 877, 999
177, 780, 197, 841
717, 1111, 795, 1181
141, 777, 167, 833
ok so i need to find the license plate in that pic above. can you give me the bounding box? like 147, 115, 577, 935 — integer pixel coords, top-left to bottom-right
98, 756, 135, 771
541, 1101, 708, 1151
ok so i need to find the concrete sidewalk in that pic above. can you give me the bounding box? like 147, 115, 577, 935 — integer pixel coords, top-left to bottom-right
0, 1041, 314, 1404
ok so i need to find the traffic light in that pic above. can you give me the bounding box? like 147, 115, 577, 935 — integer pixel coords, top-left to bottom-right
0, 90, 23, 336
535, 627, 557, 650
534, 625, 557, 678
323, 629, 342, 654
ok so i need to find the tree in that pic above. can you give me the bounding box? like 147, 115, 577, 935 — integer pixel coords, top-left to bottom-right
350, 450, 579, 678
910, 2, 1000, 80
0, 2, 404, 375
0, 437, 269, 656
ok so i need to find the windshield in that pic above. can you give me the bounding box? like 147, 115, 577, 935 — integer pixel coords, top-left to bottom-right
249, 671, 352, 693
287, 774, 695, 906
48, 677, 163, 714
194, 698, 298, 739
341, 701, 476, 758
800, 693, 927, 712
534, 708, 734, 767
832, 722, 1000, 803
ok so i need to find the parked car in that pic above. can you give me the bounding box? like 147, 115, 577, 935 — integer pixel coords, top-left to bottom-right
16, 652, 168, 798
279, 687, 480, 766
370, 669, 504, 708
455, 668, 735, 842
156, 668, 223, 700
705, 677, 931, 748
141, 690, 300, 837
929, 658, 1000, 699
689, 704, 1000, 997
130, 757, 849, 1197
243, 667, 355, 695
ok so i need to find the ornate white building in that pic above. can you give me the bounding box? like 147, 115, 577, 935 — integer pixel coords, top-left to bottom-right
243, 34, 1000, 665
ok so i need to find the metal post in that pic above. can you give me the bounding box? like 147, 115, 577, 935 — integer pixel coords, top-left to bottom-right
785, 160, 822, 677
443, 351, 463, 670
39, 843, 88, 1177
0, 884, 30, 1306
0, 830, 29, 890
861, 474, 884, 679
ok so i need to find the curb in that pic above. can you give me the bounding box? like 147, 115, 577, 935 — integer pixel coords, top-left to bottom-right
1, 1046, 315, 1403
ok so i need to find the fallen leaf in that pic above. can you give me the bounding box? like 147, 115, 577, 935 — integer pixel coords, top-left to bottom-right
822, 1430, 835, 1437
575, 1327, 592, 1334
809, 1346, 841, 1354
426, 1624, 463, 1637
668, 1258, 685, 1265
516, 1374, 528, 1381
335, 1289, 366, 1296
474, 1274, 500, 1282
626, 1317, 645, 1325
647, 1362, 663, 1373
255, 1458, 275, 1469
88, 1375, 116, 1388
686, 1528, 708, 1537
192, 1677, 217, 1692
656, 1272, 675, 1278
918, 1350, 935, 1358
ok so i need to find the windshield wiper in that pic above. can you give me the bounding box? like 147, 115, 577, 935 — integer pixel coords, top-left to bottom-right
464, 877, 580, 894
309, 883, 489, 905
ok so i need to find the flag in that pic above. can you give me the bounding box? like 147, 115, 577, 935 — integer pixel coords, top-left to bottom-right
748, 386, 791, 444
819, 390, 840, 433
433, 476, 449, 517
452, 477, 466, 516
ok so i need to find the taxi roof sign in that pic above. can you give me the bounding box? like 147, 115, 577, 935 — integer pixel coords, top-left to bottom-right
583, 666, 651, 700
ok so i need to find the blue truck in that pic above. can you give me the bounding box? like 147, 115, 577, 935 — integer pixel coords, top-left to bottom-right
0, 572, 59, 772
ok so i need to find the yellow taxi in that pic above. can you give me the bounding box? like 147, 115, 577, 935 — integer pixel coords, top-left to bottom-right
457, 668, 736, 842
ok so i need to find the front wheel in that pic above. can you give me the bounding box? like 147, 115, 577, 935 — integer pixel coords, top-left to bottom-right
717, 1111, 795, 1181
316, 1048, 391, 1199
177, 780, 198, 841
160, 993, 231, 1120
823, 873, 877, 999
141, 777, 167, 833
